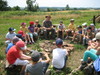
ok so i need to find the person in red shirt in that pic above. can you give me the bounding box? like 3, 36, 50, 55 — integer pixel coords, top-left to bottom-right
7, 40, 31, 74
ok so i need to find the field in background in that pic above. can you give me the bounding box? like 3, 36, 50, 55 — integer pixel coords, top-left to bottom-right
0, 10, 100, 75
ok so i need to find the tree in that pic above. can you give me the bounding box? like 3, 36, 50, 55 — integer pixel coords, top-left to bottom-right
66, 4, 70, 10
26, 0, 39, 11
12, 6, 20, 11
0, 0, 10, 11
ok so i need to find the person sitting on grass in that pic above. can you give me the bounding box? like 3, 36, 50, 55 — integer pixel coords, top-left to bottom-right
6, 37, 19, 54
83, 27, 94, 46
7, 41, 31, 75
66, 19, 76, 39
57, 21, 65, 39
25, 51, 50, 75
82, 22, 88, 36
71, 25, 83, 44
28, 21, 35, 44
79, 32, 100, 70
43, 15, 55, 40
5, 27, 16, 45
52, 38, 68, 70
34, 20, 41, 36
20, 23, 32, 44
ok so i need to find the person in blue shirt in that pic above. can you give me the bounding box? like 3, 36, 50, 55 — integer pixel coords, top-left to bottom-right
6, 37, 19, 54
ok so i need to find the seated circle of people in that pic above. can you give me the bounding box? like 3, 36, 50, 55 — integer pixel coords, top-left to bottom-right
43, 15, 55, 39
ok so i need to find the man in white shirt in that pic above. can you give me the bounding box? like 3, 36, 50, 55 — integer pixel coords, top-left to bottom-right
5, 28, 16, 45
52, 38, 68, 70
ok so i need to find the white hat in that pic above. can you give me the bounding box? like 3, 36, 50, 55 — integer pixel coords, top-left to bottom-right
90, 23, 94, 26
82, 23, 87, 26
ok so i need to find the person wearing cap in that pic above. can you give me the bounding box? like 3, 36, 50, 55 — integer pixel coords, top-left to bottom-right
34, 20, 41, 34
82, 22, 88, 36
66, 19, 76, 39
57, 21, 65, 39
7, 40, 31, 74
71, 25, 83, 43
90, 23, 98, 34
43, 15, 55, 39
52, 38, 68, 70
6, 37, 19, 54
28, 21, 35, 44
20, 22, 32, 44
83, 27, 94, 46
25, 51, 50, 75
79, 32, 100, 70
5, 27, 16, 45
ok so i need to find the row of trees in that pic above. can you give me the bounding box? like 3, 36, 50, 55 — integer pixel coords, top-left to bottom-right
0, 0, 39, 11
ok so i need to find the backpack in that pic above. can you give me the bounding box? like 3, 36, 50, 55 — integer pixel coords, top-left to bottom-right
93, 57, 100, 72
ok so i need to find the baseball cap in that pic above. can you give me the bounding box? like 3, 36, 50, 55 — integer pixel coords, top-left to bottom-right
21, 23, 26, 26
31, 51, 40, 62
9, 28, 16, 31
30, 21, 34, 25
70, 19, 74, 22
90, 23, 94, 26
56, 38, 63, 45
16, 41, 27, 50
82, 23, 87, 26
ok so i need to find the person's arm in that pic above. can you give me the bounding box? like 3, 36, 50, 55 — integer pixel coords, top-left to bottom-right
43, 53, 50, 63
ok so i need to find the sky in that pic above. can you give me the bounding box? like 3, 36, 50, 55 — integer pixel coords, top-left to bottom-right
6, 0, 100, 8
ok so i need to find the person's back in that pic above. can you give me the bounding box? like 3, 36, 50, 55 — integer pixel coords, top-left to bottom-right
25, 62, 44, 75
52, 48, 67, 69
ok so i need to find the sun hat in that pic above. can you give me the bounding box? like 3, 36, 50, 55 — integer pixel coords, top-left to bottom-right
21, 23, 26, 26
30, 21, 34, 25
70, 19, 74, 22
95, 32, 100, 40
16, 41, 27, 50
90, 23, 94, 26
31, 51, 40, 62
56, 38, 63, 45
9, 28, 16, 31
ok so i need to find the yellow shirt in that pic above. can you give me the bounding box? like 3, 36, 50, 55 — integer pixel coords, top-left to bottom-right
20, 27, 28, 33
68, 23, 76, 31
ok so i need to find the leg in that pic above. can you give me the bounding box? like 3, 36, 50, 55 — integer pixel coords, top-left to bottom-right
51, 28, 55, 39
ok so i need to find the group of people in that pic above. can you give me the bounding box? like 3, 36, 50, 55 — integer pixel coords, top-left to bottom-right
5, 15, 100, 75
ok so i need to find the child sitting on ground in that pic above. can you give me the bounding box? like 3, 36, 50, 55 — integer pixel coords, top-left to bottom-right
25, 51, 50, 75
52, 38, 68, 70
71, 25, 83, 43
28, 21, 35, 43
57, 21, 65, 39
66, 19, 76, 39
20, 23, 31, 44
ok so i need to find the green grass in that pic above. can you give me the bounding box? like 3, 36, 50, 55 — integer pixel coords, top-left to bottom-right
0, 10, 100, 75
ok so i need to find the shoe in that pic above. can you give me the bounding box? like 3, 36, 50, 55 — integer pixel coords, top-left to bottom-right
79, 61, 88, 71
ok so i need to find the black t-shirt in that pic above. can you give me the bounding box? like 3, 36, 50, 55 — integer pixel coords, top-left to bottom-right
35, 24, 41, 28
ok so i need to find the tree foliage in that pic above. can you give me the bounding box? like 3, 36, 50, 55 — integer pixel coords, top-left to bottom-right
0, 0, 11, 11
12, 6, 21, 11
26, 0, 39, 11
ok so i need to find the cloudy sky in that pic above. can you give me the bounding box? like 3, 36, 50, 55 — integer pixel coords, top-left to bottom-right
6, 0, 100, 8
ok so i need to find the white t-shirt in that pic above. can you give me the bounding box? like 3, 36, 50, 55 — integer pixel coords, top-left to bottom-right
6, 32, 16, 40
52, 48, 68, 69
58, 24, 65, 30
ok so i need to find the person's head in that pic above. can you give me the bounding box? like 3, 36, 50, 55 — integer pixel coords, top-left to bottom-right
95, 32, 100, 43
15, 40, 27, 51
90, 23, 95, 30
29, 21, 34, 26
12, 37, 19, 45
21, 23, 26, 28
31, 51, 40, 62
56, 38, 63, 47
35, 20, 39, 25
18, 30, 25, 37
45, 15, 51, 21
8, 27, 16, 34
82, 23, 87, 28
70, 19, 74, 24
59, 21, 63, 25
86, 27, 92, 32
77, 25, 82, 31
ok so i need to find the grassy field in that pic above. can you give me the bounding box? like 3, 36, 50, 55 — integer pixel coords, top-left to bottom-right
0, 10, 100, 75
